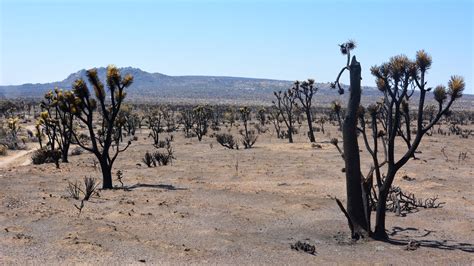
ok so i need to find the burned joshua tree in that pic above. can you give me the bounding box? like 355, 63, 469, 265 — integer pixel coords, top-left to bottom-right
65, 65, 134, 189
147, 108, 164, 147
192, 105, 211, 141
38, 89, 75, 163
238, 106, 257, 148
273, 89, 298, 143
331, 40, 464, 240
293, 79, 318, 142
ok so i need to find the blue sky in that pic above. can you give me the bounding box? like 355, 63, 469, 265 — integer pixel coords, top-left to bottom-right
1, 0, 473, 93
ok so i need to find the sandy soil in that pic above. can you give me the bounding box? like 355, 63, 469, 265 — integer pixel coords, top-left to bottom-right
0, 123, 473, 264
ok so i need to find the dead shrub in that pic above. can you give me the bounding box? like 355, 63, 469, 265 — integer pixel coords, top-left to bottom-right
216, 133, 238, 149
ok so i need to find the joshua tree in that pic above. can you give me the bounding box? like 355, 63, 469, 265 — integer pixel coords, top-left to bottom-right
39, 89, 75, 162
238, 106, 258, 148
35, 122, 43, 149
210, 105, 224, 130
192, 105, 211, 141
161, 105, 177, 132
273, 89, 298, 143
224, 107, 237, 127
3, 117, 21, 149
257, 108, 267, 126
121, 105, 140, 136
331, 100, 343, 130
66, 65, 133, 189
148, 108, 164, 146
293, 79, 318, 142
318, 116, 326, 134
368, 51, 464, 239
332, 41, 465, 240
179, 107, 194, 137
331, 40, 368, 239
268, 106, 283, 139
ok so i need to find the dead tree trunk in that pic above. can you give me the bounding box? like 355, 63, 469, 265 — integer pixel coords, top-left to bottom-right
342, 56, 370, 238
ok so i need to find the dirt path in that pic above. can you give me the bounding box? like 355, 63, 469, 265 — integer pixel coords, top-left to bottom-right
0, 144, 38, 169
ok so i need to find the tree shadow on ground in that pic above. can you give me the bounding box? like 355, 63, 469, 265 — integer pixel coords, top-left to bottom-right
387, 226, 474, 253
117, 183, 187, 191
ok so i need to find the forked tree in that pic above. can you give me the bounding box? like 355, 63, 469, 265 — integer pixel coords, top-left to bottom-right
273, 89, 298, 143
179, 107, 194, 137
331, 100, 343, 130
66, 65, 134, 189
268, 106, 283, 139
39, 89, 75, 162
148, 108, 164, 146
257, 108, 267, 126
293, 79, 318, 142
239, 106, 258, 148
332, 41, 465, 240
192, 105, 211, 141
224, 107, 237, 128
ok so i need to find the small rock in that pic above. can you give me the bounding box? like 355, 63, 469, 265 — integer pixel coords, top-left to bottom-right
291, 241, 316, 255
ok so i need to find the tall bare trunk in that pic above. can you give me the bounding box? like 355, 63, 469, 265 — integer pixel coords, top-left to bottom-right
343, 56, 369, 238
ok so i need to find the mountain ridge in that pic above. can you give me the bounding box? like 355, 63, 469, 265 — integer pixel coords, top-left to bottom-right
1, 67, 472, 108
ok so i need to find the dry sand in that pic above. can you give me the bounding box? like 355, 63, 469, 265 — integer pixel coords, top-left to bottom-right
0, 124, 473, 264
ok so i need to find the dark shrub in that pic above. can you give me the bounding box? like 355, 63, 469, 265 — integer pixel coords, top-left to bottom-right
216, 133, 237, 149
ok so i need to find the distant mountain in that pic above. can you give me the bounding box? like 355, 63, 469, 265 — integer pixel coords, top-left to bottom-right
0, 67, 472, 108
0, 67, 334, 104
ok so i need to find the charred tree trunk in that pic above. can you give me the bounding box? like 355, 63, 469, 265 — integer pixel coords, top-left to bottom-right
288, 127, 293, 143
306, 110, 315, 142
342, 56, 369, 239
61, 141, 70, 163
374, 188, 389, 239
100, 159, 113, 189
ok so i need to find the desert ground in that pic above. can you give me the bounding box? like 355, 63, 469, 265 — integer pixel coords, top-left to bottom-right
0, 121, 473, 264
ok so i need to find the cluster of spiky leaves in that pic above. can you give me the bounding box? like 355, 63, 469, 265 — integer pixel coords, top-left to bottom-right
331, 100, 342, 113
71, 65, 134, 116
239, 106, 251, 122
193, 105, 211, 118
7, 117, 20, 132
370, 50, 464, 106
339, 40, 357, 55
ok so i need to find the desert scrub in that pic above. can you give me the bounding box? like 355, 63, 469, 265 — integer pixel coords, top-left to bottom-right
31, 148, 61, 167
0, 145, 7, 156
142, 151, 156, 167
216, 133, 238, 149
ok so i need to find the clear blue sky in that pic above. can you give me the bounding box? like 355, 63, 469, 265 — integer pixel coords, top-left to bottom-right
1, 0, 473, 93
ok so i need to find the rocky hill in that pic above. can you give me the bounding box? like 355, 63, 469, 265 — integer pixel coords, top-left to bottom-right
1, 67, 472, 108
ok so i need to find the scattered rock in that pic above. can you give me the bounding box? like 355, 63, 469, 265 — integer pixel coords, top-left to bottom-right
402, 175, 415, 181
13, 233, 33, 240
291, 241, 316, 255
